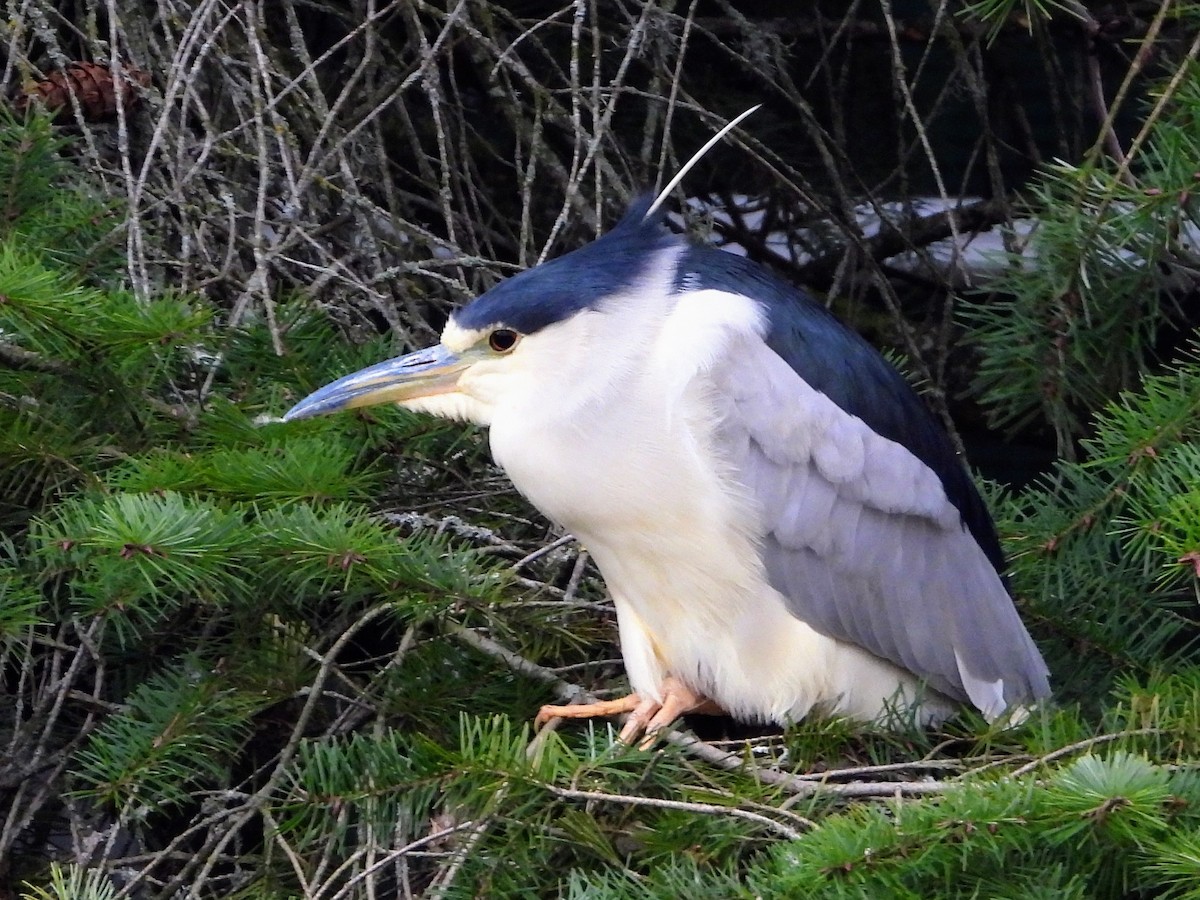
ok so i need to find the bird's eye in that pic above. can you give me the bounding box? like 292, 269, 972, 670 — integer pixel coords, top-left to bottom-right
488, 329, 520, 353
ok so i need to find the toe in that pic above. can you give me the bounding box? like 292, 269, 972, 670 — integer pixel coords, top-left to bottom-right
616, 696, 663, 745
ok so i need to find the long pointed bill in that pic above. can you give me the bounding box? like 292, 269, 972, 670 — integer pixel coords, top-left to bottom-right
284, 344, 467, 421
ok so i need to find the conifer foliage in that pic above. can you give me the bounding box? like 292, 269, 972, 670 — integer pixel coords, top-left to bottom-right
2, 2, 1200, 898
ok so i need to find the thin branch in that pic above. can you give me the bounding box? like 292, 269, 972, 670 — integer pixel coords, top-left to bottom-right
544, 784, 807, 840
1008, 728, 1161, 778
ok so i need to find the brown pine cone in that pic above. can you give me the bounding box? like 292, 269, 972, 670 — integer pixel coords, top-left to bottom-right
15, 61, 151, 121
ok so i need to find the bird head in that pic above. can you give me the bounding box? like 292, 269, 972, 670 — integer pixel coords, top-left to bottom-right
284, 199, 681, 426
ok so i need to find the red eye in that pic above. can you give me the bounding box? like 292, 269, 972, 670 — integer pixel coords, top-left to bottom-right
488, 329, 519, 353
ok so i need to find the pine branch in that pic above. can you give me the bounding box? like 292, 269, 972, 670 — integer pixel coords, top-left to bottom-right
0, 340, 69, 374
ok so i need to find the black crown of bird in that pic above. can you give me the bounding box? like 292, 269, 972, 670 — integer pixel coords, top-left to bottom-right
286, 106, 1050, 746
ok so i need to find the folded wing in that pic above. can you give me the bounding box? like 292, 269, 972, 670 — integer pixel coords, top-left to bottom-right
708, 330, 1050, 716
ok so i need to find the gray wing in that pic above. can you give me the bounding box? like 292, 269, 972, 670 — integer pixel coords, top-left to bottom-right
709, 334, 1050, 716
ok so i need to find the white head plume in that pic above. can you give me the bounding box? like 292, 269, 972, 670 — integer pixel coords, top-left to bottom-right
645, 105, 762, 218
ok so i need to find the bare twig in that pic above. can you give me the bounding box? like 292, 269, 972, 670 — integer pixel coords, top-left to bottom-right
544, 784, 807, 840
1008, 728, 1161, 778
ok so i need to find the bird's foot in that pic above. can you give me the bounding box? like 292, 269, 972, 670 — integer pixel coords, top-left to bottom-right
536, 676, 722, 748
617, 677, 724, 747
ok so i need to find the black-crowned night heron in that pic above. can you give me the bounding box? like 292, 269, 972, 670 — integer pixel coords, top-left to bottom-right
285, 196, 1050, 743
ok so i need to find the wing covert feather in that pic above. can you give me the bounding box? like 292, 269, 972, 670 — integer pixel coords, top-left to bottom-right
710, 335, 1050, 712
